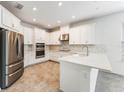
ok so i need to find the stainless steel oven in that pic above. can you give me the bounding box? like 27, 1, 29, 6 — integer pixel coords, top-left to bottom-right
36, 43, 45, 58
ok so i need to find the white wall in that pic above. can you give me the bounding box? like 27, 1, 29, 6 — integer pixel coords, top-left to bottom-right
72, 11, 124, 75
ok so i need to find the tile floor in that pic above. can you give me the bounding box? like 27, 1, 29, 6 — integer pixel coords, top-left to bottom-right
2, 61, 60, 92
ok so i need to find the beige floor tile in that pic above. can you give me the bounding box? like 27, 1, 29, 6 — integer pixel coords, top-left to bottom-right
2, 61, 60, 92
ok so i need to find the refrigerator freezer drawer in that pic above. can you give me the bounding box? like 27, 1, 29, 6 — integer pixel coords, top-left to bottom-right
6, 60, 24, 75
6, 68, 24, 87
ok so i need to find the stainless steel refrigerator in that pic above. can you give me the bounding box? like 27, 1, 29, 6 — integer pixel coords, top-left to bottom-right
0, 28, 24, 89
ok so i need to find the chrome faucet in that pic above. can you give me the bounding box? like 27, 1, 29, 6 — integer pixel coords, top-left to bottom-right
82, 44, 89, 56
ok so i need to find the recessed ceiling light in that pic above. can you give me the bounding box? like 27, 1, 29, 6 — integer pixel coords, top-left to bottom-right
48, 24, 51, 27
57, 20, 61, 24
72, 16, 76, 19
96, 7, 99, 10
58, 2, 63, 6
33, 18, 36, 22
33, 7, 37, 11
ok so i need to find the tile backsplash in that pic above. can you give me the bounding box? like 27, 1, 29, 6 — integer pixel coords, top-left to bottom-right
49, 43, 106, 54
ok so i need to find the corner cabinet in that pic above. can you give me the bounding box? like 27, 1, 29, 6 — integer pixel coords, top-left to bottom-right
69, 23, 96, 45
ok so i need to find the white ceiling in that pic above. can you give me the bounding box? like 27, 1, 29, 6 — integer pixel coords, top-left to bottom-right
1, 1, 124, 29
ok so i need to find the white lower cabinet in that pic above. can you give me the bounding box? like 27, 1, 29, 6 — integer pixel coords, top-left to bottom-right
60, 62, 90, 92
24, 50, 35, 67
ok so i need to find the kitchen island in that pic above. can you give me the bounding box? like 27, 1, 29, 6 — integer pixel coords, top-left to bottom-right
59, 53, 112, 92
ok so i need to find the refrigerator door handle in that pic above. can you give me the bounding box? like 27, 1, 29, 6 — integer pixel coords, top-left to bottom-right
16, 37, 19, 57
18, 35, 21, 59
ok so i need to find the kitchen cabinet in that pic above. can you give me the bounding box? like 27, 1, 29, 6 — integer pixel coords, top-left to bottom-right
23, 26, 34, 44
60, 25, 69, 34
18, 24, 24, 34
45, 31, 50, 44
49, 31, 60, 45
2, 7, 13, 28
2, 6, 21, 32
12, 15, 21, 31
60, 62, 90, 92
35, 28, 46, 43
69, 26, 82, 44
80, 23, 96, 44
69, 23, 96, 45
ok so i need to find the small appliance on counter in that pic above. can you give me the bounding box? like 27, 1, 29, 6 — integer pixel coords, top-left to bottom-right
36, 43, 45, 58
0, 28, 24, 89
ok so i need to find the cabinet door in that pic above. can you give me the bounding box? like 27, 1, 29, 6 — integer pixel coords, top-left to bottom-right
40, 29, 45, 42
35, 28, 46, 43
49, 32, 55, 44
12, 15, 21, 31
80, 25, 88, 44
24, 26, 34, 44
60, 62, 90, 92
45, 31, 50, 44
60, 25, 69, 34
87, 23, 95, 44
18, 24, 24, 34
53, 31, 60, 44
80, 23, 96, 44
2, 7, 13, 28
49, 31, 60, 45
69, 27, 81, 44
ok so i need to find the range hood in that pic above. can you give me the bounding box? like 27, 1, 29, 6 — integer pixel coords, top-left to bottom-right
59, 34, 69, 41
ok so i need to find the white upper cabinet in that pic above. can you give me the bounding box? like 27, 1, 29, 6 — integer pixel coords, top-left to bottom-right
69, 23, 96, 45
69, 26, 81, 44
23, 26, 34, 44
80, 25, 88, 44
35, 28, 46, 43
2, 7, 13, 28
12, 15, 21, 31
18, 24, 24, 34
49, 31, 60, 45
48, 25, 69, 45
1, 6, 21, 32
86, 23, 95, 44
60, 25, 69, 34
45, 31, 50, 45
80, 23, 95, 44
